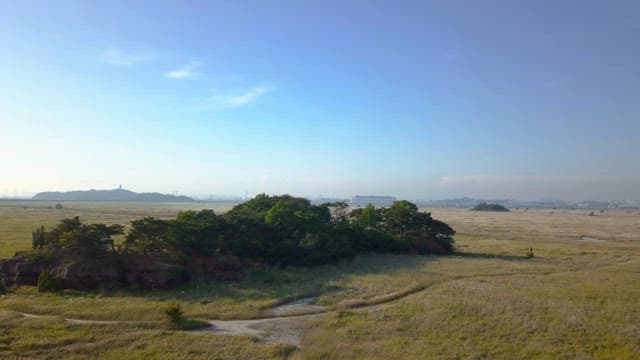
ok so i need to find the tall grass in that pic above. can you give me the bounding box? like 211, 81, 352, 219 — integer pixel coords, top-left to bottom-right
1, 204, 639, 358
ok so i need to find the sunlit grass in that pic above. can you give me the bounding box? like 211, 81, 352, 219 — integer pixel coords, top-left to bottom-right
1, 203, 639, 358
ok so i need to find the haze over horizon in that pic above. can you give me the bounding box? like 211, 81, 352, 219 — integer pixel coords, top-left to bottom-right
2, 1, 639, 202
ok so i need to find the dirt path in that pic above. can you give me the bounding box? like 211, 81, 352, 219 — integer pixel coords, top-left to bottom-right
17, 312, 121, 325
269, 296, 325, 317
204, 313, 323, 347
15, 297, 328, 347
197, 296, 326, 346
17, 269, 596, 347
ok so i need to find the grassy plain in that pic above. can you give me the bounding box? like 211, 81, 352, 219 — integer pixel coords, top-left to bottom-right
0, 201, 236, 258
1, 202, 639, 359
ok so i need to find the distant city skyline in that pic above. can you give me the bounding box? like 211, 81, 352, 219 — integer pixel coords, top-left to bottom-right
1, 1, 639, 201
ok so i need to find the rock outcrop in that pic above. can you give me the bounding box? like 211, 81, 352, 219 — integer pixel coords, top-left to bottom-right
186, 256, 244, 281
0, 255, 48, 287
120, 254, 183, 290
53, 256, 121, 290
0, 252, 243, 291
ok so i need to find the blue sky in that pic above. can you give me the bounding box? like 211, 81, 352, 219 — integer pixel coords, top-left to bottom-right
1, 0, 639, 200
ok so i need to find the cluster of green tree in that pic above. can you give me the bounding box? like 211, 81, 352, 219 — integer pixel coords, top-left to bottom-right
30, 195, 455, 266
32, 217, 124, 257
471, 202, 510, 212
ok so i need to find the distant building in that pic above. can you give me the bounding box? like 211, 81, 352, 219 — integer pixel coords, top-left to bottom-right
351, 195, 396, 207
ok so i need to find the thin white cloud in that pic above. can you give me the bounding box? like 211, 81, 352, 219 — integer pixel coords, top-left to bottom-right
165, 61, 201, 79
209, 86, 271, 108
100, 49, 155, 66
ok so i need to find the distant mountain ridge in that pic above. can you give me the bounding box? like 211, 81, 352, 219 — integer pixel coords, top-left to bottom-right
32, 188, 194, 202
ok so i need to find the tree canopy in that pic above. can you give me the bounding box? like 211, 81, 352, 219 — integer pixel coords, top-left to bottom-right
28, 195, 456, 267
471, 202, 510, 212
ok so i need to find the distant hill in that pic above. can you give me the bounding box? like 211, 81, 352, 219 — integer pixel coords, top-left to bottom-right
32, 188, 194, 202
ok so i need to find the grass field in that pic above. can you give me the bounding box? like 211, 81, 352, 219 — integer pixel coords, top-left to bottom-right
1, 202, 639, 359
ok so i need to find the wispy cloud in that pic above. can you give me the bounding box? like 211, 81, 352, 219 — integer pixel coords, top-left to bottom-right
100, 49, 155, 66
208, 86, 271, 108
165, 61, 201, 79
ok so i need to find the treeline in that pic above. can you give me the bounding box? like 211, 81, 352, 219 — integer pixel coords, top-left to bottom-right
30, 194, 455, 266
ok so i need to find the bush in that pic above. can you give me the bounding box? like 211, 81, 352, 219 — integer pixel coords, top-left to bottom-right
268, 343, 297, 358
165, 302, 184, 326
23, 195, 458, 292
37, 270, 60, 292
55, 203, 63, 210
471, 203, 509, 212
526, 247, 534, 258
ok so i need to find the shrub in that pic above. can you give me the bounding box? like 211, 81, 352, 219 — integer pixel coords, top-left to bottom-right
471, 203, 509, 212
165, 302, 184, 326
268, 343, 297, 358
22, 195, 458, 292
526, 247, 534, 258
55, 203, 63, 209
37, 270, 60, 292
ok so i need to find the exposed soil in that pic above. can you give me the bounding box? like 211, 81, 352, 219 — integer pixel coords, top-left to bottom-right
200, 296, 325, 346
204, 313, 322, 347
18, 312, 120, 325
16, 297, 328, 347
579, 236, 606, 243
17, 271, 588, 347
269, 296, 325, 317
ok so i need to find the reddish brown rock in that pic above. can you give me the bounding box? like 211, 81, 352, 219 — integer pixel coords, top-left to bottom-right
120, 254, 183, 290
53, 256, 121, 290
187, 255, 244, 281
0, 255, 47, 287
0, 252, 243, 291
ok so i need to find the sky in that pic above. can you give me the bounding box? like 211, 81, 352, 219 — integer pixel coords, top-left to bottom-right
1, 0, 639, 201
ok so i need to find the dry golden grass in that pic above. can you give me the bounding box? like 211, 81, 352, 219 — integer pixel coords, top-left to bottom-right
0, 201, 235, 258
297, 209, 640, 359
1, 204, 639, 359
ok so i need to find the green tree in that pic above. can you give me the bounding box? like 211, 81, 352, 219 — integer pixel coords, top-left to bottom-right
264, 198, 329, 236
37, 270, 60, 292
356, 203, 382, 230
471, 202, 509, 212
405, 211, 455, 254
124, 217, 170, 254
32, 225, 46, 249
31, 217, 122, 257
87, 223, 125, 252
59, 224, 117, 257
383, 200, 419, 237
164, 302, 184, 326
168, 210, 227, 257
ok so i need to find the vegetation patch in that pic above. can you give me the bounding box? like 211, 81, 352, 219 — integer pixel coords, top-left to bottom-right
471, 202, 510, 212
0, 195, 455, 291
3, 204, 637, 358
164, 302, 209, 330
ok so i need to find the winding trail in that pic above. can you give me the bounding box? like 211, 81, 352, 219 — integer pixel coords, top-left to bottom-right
14, 266, 611, 347
204, 313, 323, 347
